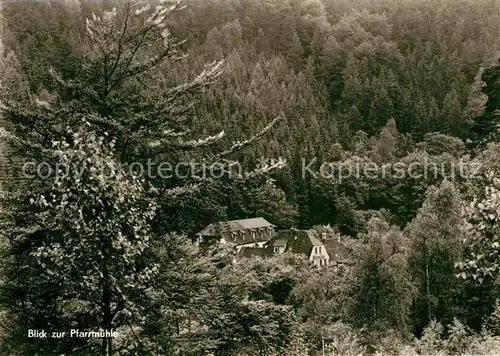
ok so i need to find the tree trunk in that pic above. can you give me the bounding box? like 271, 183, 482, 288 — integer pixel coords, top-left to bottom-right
102, 242, 112, 356
426, 259, 431, 322
102, 280, 112, 356
424, 237, 431, 323
322, 331, 325, 356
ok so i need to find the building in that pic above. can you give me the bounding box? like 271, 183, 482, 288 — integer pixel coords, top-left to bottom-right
195, 217, 276, 251
240, 228, 330, 268
321, 234, 354, 272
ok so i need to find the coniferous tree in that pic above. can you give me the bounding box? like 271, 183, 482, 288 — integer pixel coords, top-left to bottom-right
470, 58, 500, 145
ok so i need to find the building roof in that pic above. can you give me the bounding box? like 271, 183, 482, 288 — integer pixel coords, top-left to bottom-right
198, 217, 275, 236
309, 234, 324, 246
238, 246, 271, 258
273, 239, 288, 247
322, 237, 357, 264
265, 229, 325, 257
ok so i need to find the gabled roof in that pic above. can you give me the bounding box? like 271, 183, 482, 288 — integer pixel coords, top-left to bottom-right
265, 229, 324, 256
323, 238, 350, 259
198, 217, 275, 236
322, 237, 357, 264
273, 239, 288, 247
309, 234, 324, 246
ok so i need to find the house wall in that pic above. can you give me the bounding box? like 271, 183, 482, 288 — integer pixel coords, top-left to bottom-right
236, 240, 267, 252
273, 245, 286, 254
196, 225, 275, 248
308, 245, 330, 268
229, 227, 275, 244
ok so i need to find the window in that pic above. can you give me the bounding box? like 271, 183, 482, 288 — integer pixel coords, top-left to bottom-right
319, 259, 323, 267
274, 246, 278, 254
315, 247, 318, 254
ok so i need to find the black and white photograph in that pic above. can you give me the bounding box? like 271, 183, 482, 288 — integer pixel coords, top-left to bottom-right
0, 0, 499, 354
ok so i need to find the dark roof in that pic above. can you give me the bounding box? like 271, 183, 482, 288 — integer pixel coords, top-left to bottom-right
323, 239, 349, 259
238, 246, 272, 258
273, 239, 287, 247
265, 229, 324, 257
321, 236, 360, 264
198, 217, 275, 236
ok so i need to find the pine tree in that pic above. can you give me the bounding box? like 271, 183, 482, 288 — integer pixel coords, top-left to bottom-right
287, 30, 304, 68
470, 58, 500, 145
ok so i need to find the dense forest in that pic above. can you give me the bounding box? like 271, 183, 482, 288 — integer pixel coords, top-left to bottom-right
0, 0, 499, 355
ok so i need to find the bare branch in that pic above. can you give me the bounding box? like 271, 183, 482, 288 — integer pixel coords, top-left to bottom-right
213, 115, 283, 161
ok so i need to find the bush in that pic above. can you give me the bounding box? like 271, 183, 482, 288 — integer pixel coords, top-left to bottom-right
322, 322, 366, 356
412, 318, 500, 355
414, 320, 447, 355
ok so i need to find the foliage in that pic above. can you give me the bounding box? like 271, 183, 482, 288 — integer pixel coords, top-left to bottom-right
305, 321, 366, 356
470, 58, 500, 145
350, 217, 415, 339
406, 180, 467, 333
1, 0, 500, 354
0, 0, 283, 354
412, 319, 500, 356
459, 171, 500, 284
0, 126, 158, 354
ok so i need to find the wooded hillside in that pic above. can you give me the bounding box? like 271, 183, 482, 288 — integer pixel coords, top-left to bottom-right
0, 0, 499, 355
